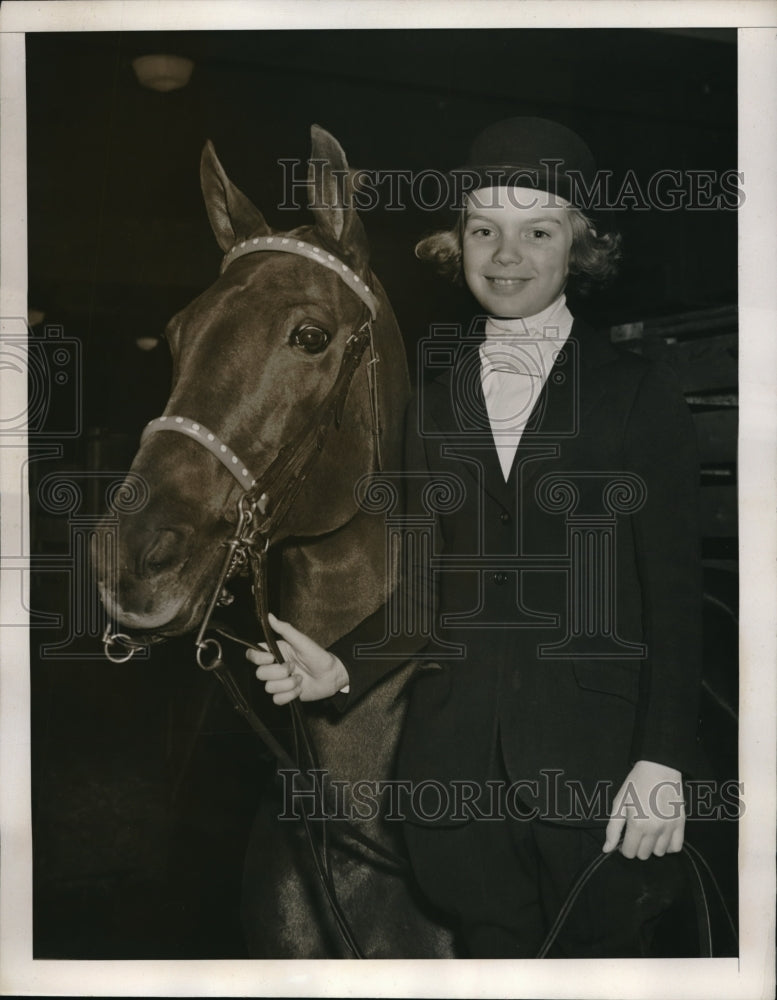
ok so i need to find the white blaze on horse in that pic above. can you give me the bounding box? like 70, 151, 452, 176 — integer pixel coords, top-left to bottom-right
92, 126, 455, 958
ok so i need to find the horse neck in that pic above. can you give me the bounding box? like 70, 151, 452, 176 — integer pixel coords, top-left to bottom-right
279, 507, 391, 648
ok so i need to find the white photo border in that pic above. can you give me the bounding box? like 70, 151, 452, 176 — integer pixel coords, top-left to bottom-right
1, 2, 775, 997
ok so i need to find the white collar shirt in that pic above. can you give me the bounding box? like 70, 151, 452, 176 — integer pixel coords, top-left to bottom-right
479, 294, 574, 481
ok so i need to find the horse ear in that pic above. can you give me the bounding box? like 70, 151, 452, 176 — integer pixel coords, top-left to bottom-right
308, 125, 369, 272
200, 140, 270, 253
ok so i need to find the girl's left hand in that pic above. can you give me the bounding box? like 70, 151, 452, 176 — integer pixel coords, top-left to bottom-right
603, 759, 685, 859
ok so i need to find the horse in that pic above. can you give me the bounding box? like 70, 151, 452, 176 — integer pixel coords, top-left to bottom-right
92, 125, 456, 959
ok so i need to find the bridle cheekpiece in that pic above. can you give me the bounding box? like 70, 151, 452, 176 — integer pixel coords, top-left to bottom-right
103, 235, 382, 670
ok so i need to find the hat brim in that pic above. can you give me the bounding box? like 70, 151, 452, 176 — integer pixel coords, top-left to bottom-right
450, 163, 577, 203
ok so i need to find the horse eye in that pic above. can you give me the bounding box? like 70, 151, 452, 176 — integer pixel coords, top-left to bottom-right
290, 324, 330, 354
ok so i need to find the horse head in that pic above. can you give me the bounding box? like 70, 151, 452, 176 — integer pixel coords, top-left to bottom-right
95, 126, 407, 641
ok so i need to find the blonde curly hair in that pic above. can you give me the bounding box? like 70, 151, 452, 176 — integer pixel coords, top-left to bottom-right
415, 206, 622, 296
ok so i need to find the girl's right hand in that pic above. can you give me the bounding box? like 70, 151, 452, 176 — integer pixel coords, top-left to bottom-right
246, 612, 350, 705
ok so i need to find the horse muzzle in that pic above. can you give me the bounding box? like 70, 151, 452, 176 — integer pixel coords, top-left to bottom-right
91, 514, 215, 636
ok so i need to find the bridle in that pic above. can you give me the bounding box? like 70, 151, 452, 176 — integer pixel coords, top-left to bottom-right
103, 234, 382, 672
101, 236, 393, 958
98, 234, 738, 961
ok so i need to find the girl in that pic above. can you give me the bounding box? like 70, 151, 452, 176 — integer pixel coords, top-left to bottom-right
248, 117, 702, 958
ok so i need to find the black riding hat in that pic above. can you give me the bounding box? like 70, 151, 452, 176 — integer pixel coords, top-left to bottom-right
451, 116, 596, 206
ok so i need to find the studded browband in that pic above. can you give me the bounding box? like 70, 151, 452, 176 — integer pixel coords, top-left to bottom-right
221, 235, 378, 319
141, 236, 378, 489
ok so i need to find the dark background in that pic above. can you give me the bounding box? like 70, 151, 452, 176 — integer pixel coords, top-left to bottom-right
27, 28, 738, 429
27, 28, 739, 958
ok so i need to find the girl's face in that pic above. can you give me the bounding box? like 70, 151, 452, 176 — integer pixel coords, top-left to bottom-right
462, 187, 574, 318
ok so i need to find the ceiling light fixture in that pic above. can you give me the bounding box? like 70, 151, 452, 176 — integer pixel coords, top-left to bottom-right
132, 54, 194, 92
135, 336, 161, 352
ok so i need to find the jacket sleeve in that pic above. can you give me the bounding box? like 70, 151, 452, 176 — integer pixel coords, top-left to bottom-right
623, 360, 703, 775
328, 391, 439, 709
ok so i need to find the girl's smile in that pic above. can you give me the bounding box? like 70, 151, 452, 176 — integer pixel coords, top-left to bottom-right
462, 187, 573, 318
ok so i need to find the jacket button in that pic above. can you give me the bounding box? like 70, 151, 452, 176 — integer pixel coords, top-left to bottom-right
500, 511, 511, 524
493, 572, 508, 585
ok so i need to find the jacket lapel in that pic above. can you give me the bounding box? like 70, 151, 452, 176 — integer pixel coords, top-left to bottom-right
505, 323, 579, 497
428, 317, 619, 508
469, 364, 516, 506
428, 330, 512, 507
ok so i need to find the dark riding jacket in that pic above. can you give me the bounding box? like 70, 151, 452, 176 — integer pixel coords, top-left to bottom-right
331, 317, 703, 825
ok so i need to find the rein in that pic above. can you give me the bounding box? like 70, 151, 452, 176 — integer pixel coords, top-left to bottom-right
104, 236, 381, 669
535, 839, 738, 958
100, 235, 737, 960
101, 236, 398, 958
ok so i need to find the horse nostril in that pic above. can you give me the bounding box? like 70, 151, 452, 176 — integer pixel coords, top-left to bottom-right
139, 528, 189, 578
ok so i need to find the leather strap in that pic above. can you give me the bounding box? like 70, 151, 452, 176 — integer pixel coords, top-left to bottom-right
241, 321, 372, 545
535, 840, 738, 958
106, 238, 386, 958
